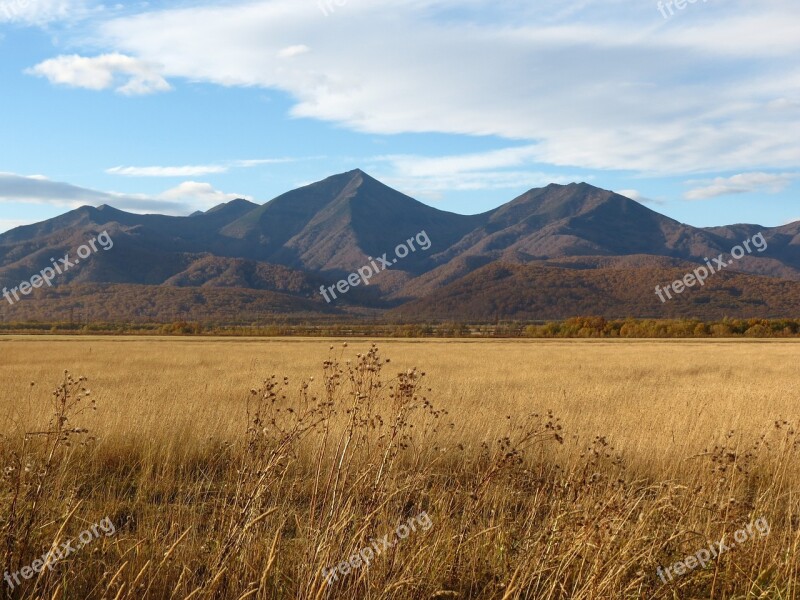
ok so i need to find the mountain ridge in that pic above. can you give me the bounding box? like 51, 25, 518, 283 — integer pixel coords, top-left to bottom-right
1, 170, 797, 322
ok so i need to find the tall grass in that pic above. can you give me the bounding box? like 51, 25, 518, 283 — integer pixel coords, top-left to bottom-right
1, 339, 798, 599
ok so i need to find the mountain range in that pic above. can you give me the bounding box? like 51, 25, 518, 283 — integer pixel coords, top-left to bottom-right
2, 169, 800, 323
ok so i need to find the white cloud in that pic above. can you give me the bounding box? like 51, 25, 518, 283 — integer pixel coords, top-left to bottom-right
767, 98, 800, 111
0, 172, 155, 210
158, 181, 250, 207
616, 189, 664, 205
0, 0, 87, 24
277, 44, 310, 58
685, 172, 798, 200
107, 165, 229, 177
0, 172, 253, 214
106, 157, 299, 177
27, 53, 171, 95
232, 158, 299, 167
52, 0, 797, 175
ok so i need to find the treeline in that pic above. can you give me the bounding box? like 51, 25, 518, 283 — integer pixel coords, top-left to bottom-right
522, 316, 800, 338
2, 317, 800, 338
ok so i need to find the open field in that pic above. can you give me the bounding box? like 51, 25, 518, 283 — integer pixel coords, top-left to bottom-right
1, 337, 799, 599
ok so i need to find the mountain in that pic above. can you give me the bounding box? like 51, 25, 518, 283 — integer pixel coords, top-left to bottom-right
1, 170, 798, 323
219, 169, 481, 280
390, 261, 800, 321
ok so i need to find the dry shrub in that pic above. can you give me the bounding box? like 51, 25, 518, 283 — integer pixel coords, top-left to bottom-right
1, 345, 798, 599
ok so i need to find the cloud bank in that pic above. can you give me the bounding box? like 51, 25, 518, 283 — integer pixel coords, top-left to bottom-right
27, 53, 171, 95
685, 173, 797, 200
0, 172, 251, 214
39, 0, 793, 176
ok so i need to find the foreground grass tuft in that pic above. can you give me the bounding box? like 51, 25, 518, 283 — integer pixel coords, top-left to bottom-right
1, 342, 799, 599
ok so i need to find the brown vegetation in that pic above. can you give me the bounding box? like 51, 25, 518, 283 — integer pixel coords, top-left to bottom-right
1, 338, 798, 598
4, 317, 800, 339
392, 262, 800, 321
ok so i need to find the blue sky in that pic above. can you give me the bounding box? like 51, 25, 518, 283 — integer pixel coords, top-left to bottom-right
0, 0, 798, 233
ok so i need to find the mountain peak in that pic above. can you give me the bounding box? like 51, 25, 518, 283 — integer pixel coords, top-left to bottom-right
326, 168, 372, 186
344, 167, 373, 177
4, 169, 800, 323
205, 198, 259, 215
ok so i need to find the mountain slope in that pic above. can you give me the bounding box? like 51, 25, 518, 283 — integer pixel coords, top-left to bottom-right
1, 170, 798, 322
221, 169, 482, 277
163, 255, 323, 295
391, 261, 800, 321
0, 284, 342, 323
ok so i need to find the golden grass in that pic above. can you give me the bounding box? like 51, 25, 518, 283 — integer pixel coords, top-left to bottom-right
1, 336, 799, 599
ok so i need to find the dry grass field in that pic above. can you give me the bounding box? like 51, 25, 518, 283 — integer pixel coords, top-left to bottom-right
1, 336, 799, 599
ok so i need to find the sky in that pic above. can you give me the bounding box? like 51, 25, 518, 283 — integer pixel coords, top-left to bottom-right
0, 0, 798, 233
